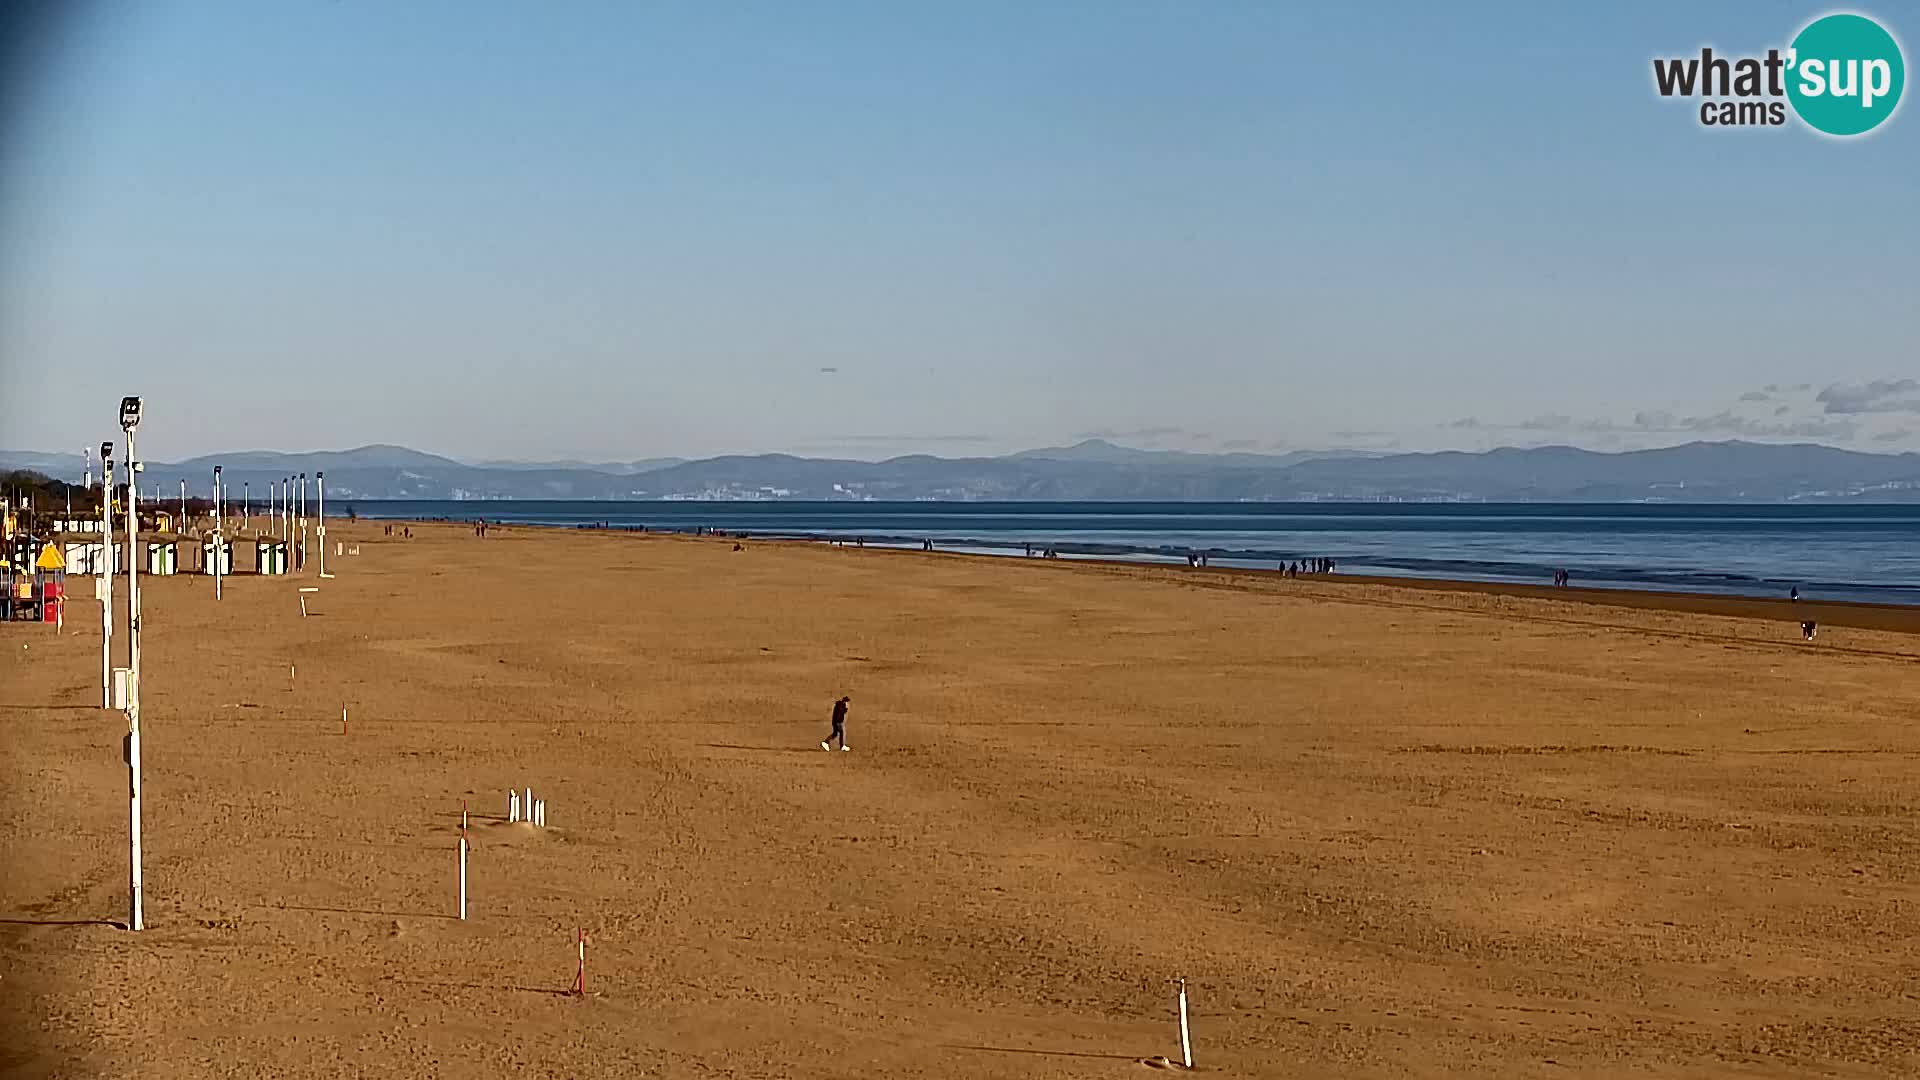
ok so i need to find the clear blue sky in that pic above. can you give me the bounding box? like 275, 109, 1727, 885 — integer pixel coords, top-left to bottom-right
1, 1, 1913, 462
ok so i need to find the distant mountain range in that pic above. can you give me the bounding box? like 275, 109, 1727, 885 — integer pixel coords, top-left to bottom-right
4, 439, 1919, 503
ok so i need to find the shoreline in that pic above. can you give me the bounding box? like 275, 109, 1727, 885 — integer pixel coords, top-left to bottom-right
380, 515, 1920, 636
345, 506, 1918, 609
842, 537, 1920, 636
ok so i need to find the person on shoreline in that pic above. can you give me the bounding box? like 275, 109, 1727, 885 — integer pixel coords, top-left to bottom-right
1802, 620, 1817, 641
1790, 586, 1800, 602
822, 695, 851, 752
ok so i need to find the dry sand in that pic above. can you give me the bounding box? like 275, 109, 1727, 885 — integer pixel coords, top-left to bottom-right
3, 522, 1918, 1078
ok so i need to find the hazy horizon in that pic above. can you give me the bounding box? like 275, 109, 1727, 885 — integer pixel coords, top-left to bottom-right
2, 4, 1914, 462
7, 434, 1920, 473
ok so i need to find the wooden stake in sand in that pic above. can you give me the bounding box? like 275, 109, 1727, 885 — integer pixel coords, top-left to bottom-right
509, 790, 520, 823
534, 799, 545, 828
1176, 977, 1193, 1069
457, 834, 468, 920
342, 706, 348, 735
574, 929, 588, 996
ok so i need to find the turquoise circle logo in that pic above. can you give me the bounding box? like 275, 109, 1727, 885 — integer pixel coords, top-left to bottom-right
1787, 13, 1905, 136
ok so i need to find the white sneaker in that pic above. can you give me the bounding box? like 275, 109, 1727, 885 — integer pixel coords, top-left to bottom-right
841, 745, 851, 752
820, 741, 830, 751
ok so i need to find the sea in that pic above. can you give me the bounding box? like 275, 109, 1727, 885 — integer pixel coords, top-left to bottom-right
356, 502, 1920, 606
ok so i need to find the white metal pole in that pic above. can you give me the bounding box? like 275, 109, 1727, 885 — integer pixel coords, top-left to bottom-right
1177, 978, 1192, 1069
124, 427, 144, 932
298, 473, 307, 571
99, 446, 113, 709
316, 471, 326, 577
178, 479, 186, 532
212, 466, 223, 600
457, 835, 468, 920
243, 481, 249, 532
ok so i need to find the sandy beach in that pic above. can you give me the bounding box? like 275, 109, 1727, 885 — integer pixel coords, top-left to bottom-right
3, 522, 1917, 1078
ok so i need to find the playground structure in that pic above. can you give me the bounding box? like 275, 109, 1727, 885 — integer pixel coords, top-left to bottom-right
2, 535, 68, 623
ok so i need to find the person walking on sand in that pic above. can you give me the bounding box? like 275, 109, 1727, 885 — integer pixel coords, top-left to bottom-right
822, 695, 851, 751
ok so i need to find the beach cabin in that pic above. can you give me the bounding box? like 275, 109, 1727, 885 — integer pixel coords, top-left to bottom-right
145, 540, 178, 576
63, 539, 120, 576
255, 539, 288, 575
200, 537, 232, 576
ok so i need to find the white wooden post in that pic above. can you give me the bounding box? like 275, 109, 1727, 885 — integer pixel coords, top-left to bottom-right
457, 835, 468, 920
1177, 978, 1193, 1069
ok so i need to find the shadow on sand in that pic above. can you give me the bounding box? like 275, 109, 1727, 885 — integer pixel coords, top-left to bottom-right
386, 977, 577, 998
942, 1044, 1148, 1062
267, 903, 458, 922
0, 917, 126, 930
703, 742, 819, 755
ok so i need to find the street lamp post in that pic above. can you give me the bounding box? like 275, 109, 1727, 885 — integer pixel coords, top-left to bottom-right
316, 471, 326, 577
212, 465, 223, 600
99, 442, 113, 709
119, 395, 145, 932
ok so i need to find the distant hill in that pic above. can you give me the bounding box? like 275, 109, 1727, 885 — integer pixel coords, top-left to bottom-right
467, 457, 686, 475
4, 440, 1917, 502
1006, 439, 1372, 469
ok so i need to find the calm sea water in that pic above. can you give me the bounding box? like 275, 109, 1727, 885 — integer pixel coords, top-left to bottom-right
356, 502, 1920, 605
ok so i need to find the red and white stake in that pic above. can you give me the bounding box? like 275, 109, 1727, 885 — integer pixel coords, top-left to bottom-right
574, 928, 588, 996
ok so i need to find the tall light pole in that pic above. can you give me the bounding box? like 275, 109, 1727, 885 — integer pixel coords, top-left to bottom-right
119, 395, 145, 932
179, 479, 187, 532
316, 470, 326, 577
99, 441, 113, 709
243, 481, 249, 532
212, 465, 223, 600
